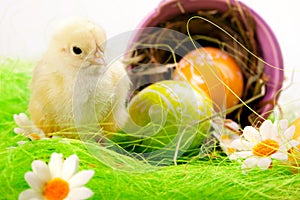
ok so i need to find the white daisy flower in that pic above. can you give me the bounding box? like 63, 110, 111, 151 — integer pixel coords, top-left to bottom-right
212, 119, 241, 155
13, 113, 46, 140
219, 120, 241, 154
19, 153, 95, 200
229, 119, 299, 171
220, 133, 240, 155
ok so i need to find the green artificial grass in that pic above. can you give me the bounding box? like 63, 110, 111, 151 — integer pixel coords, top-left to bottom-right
1, 57, 300, 200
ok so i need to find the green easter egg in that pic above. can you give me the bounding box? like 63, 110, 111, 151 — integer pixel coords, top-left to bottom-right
125, 80, 213, 156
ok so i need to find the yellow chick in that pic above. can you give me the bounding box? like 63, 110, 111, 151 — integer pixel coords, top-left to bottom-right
28, 17, 131, 136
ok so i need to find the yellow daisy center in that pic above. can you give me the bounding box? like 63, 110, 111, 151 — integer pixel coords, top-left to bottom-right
227, 147, 236, 154
252, 139, 279, 157
43, 178, 70, 200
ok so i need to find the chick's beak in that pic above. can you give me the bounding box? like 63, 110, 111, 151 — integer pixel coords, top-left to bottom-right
89, 48, 105, 65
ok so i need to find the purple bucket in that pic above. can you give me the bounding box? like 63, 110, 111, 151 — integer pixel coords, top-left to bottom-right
127, 0, 284, 123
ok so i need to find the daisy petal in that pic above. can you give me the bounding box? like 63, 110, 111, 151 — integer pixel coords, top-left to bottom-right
24, 172, 43, 191
225, 121, 240, 131
242, 157, 258, 170
279, 144, 288, 152
14, 127, 24, 134
283, 126, 296, 141
280, 140, 300, 151
62, 154, 79, 180
271, 152, 288, 160
69, 170, 95, 188
259, 120, 274, 140
289, 140, 299, 148
19, 113, 29, 123
231, 139, 253, 150
18, 189, 44, 200
279, 119, 288, 130
49, 153, 63, 178
243, 126, 261, 142
66, 187, 94, 200
13, 114, 23, 126
229, 151, 252, 160
31, 160, 51, 183
17, 141, 27, 146
257, 157, 272, 170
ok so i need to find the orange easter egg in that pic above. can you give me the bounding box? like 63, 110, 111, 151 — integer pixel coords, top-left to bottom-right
174, 47, 244, 110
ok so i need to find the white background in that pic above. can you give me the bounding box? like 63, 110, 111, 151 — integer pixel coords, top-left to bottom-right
0, 0, 299, 106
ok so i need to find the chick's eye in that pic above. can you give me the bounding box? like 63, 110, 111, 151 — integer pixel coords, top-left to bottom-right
72, 46, 82, 55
